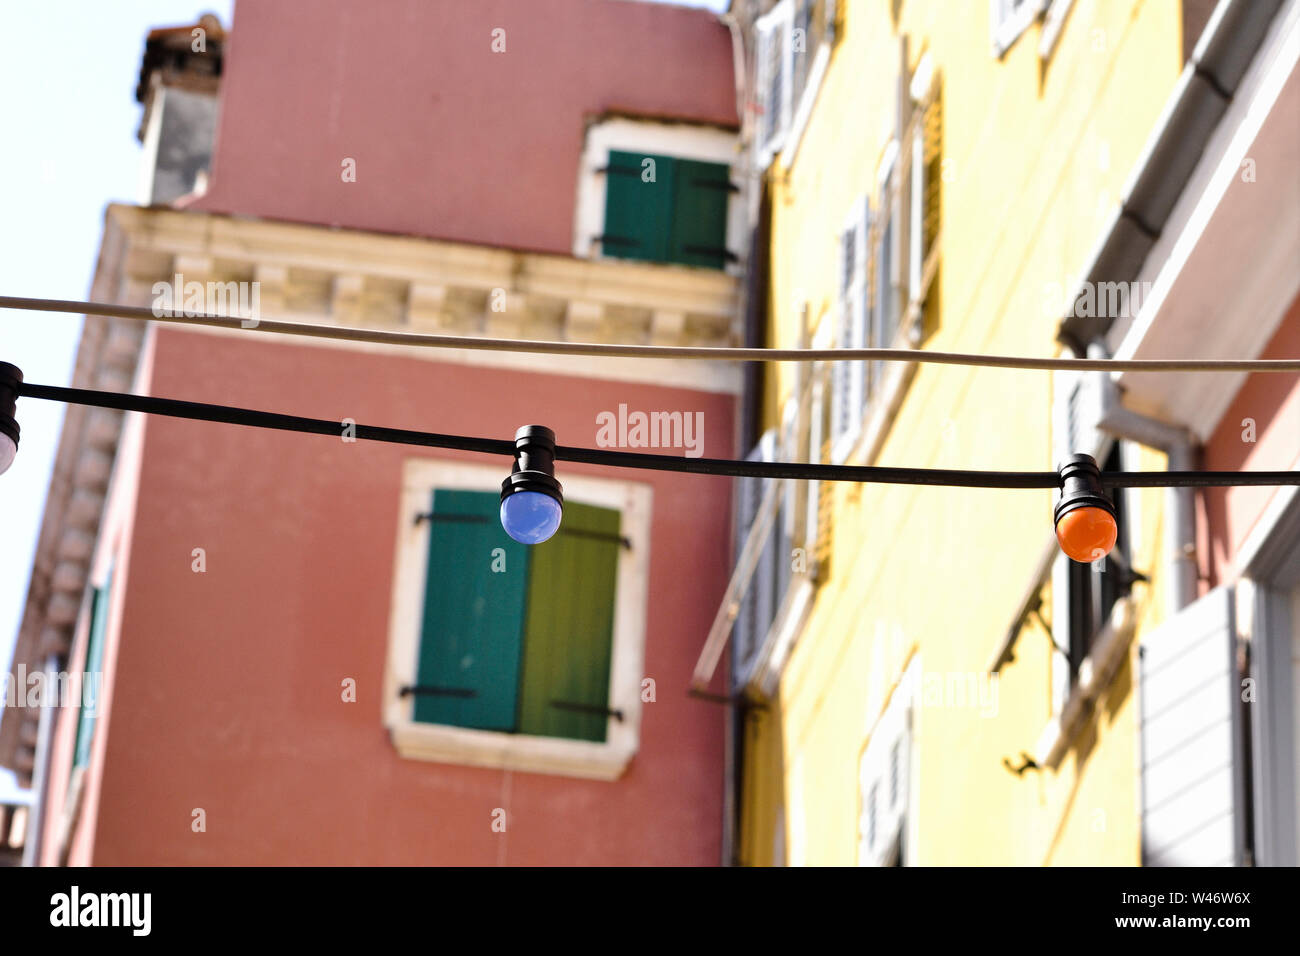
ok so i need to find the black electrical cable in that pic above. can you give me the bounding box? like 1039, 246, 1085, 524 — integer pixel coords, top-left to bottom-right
16, 382, 1300, 490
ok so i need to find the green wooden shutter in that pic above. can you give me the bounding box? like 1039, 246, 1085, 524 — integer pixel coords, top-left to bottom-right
73, 569, 112, 770
602, 150, 676, 263
516, 502, 621, 742
669, 159, 730, 270
414, 490, 530, 731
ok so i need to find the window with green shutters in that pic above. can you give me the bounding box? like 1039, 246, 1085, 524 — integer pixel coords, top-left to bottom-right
601, 150, 731, 270
413, 489, 622, 743
72, 567, 112, 774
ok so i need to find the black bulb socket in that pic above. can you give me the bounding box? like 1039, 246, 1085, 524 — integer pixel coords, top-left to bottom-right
1053, 453, 1115, 526
500, 425, 563, 507
0, 362, 22, 450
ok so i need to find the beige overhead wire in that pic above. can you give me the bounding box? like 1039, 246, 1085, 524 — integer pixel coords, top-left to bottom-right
3, 295, 1299, 372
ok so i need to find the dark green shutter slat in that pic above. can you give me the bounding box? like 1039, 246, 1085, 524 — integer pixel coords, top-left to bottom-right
516, 501, 621, 742
669, 159, 730, 269
602, 150, 675, 263
73, 570, 112, 770
414, 490, 529, 731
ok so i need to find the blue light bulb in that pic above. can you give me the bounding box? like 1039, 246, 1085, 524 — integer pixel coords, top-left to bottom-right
500, 491, 563, 544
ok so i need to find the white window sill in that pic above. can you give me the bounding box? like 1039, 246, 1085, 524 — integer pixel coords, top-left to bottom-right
390, 722, 636, 782
1035, 595, 1139, 770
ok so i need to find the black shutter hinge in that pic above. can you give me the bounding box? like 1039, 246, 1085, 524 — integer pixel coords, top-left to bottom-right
399, 685, 477, 699
548, 700, 624, 722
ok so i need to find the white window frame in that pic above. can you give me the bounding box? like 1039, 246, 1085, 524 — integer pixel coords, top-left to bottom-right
571, 116, 742, 274
990, 0, 1044, 58
756, 0, 796, 166
382, 458, 652, 781
830, 197, 870, 464
859, 657, 918, 866
908, 113, 926, 298
874, 141, 903, 376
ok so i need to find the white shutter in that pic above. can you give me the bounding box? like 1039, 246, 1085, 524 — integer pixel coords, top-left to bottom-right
852, 199, 871, 405
755, 17, 776, 152
1139, 587, 1243, 866
859, 662, 916, 866
830, 223, 855, 461
804, 363, 825, 549
756, 1, 794, 157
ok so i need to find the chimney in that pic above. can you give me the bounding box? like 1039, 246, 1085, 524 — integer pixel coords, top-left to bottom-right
135, 13, 225, 206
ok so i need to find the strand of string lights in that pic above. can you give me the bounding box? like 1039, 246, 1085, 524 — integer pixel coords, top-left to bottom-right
13, 381, 1300, 490
4, 295, 1300, 372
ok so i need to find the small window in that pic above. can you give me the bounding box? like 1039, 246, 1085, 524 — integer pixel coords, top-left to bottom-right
859, 660, 916, 866
412, 489, 621, 743
72, 570, 113, 773
756, 1, 796, 159
385, 460, 650, 779
830, 198, 870, 463
601, 151, 731, 270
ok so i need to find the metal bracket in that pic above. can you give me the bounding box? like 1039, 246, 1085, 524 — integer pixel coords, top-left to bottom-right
399, 685, 476, 699
687, 688, 768, 711
548, 700, 624, 722
1002, 752, 1040, 776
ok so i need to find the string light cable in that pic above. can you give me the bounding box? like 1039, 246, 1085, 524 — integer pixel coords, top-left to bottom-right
5, 378, 1296, 495
4, 295, 1300, 371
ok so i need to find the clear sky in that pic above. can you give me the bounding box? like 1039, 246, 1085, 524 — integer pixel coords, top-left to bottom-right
0, 0, 727, 802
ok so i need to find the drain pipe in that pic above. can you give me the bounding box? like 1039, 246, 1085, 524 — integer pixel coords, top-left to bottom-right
1094, 346, 1199, 611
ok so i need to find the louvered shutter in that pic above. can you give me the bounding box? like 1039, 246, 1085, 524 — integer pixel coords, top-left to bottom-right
792, 0, 812, 107
875, 168, 902, 377
756, 1, 793, 155
73, 569, 113, 771
765, 25, 784, 149
921, 86, 942, 284
830, 223, 856, 460
804, 363, 826, 551
859, 670, 914, 866
1140, 587, 1244, 866
603, 150, 676, 263
414, 490, 530, 731
517, 501, 621, 743
908, 119, 925, 299
852, 199, 871, 407
670, 159, 731, 270
732, 432, 779, 690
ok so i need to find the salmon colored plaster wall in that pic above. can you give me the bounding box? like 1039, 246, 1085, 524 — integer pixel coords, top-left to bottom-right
192, 0, 738, 253
1201, 293, 1300, 584
89, 326, 735, 864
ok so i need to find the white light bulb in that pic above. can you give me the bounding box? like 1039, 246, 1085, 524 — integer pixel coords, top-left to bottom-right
0, 433, 15, 475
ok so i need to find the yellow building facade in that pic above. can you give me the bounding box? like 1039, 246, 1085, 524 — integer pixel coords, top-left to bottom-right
735, 0, 1194, 866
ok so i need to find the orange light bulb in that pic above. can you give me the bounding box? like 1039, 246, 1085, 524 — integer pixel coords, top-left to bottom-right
1055, 506, 1118, 563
